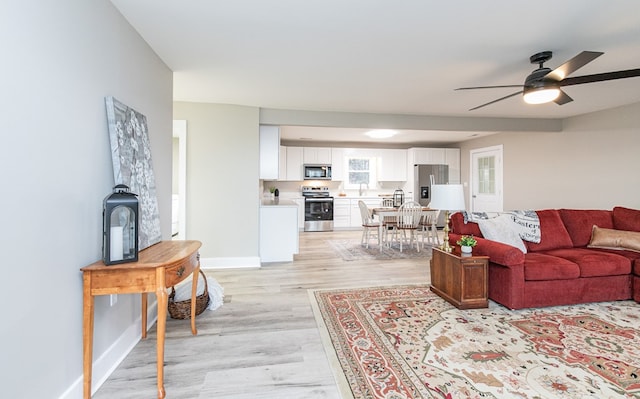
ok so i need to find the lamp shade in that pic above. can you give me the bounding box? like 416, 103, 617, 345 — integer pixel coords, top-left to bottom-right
429, 184, 466, 211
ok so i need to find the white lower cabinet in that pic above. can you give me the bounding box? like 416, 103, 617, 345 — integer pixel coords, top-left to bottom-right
260, 204, 299, 262
334, 198, 384, 229
333, 198, 351, 228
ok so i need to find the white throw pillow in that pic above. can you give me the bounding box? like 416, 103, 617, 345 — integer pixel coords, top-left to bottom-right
477, 214, 527, 253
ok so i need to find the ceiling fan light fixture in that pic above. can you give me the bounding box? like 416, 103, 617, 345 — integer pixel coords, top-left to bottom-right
523, 85, 560, 104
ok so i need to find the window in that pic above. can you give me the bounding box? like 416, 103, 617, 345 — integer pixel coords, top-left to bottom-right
345, 157, 377, 189
477, 156, 495, 194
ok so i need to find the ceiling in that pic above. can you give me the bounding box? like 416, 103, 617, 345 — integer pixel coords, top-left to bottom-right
111, 0, 640, 145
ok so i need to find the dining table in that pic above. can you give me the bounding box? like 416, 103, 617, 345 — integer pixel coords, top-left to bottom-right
371, 207, 437, 252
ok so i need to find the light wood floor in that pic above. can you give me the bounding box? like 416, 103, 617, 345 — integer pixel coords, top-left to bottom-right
93, 230, 434, 399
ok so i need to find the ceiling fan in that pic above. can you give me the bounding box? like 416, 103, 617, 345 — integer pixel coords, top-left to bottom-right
456, 51, 640, 111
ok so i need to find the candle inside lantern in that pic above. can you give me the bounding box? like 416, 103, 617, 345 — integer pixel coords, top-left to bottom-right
110, 226, 124, 262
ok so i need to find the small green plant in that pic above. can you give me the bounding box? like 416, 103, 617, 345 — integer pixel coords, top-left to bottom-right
456, 235, 477, 247
269, 186, 276, 194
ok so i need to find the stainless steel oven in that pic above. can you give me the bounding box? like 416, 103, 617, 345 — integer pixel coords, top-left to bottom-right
302, 186, 334, 232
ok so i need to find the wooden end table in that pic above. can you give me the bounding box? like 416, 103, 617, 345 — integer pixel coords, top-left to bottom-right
430, 247, 489, 309
81, 240, 202, 399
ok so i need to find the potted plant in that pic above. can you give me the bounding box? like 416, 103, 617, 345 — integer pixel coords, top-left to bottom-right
456, 235, 477, 254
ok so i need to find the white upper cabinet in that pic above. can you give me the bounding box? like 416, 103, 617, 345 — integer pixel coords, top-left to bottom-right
377, 149, 407, 181
287, 147, 303, 180
303, 147, 332, 164
259, 125, 280, 180
409, 147, 446, 165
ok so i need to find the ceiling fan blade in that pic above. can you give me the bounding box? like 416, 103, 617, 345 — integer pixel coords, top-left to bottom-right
456, 85, 522, 91
559, 68, 640, 86
554, 90, 573, 105
469, 90, 523, 111
546, 51, 604, 81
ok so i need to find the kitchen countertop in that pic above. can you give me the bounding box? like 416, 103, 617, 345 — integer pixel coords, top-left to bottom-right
260, 198, 298, 207
333, 195, 392, 200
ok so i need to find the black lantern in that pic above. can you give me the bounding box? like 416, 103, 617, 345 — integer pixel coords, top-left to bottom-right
393, 189, 405, 208
103, 184, 139, 265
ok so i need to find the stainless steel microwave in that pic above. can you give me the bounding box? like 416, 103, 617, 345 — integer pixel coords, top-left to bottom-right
303, 164, 332, 180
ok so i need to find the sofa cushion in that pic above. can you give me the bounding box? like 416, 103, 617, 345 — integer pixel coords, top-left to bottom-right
613, 206, 640, 232
559, 209, 613, 247
525, 210, 574, 252
477, 214, 527, 253
588, 226, 640, 253
523, 252, 580, 281
450, 212, 483, 237
544, 248, 632, 277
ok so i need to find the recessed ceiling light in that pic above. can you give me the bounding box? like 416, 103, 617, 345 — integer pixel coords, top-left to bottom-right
365, 129, 397, 139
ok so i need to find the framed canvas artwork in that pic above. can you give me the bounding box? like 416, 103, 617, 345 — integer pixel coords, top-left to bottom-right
105, 96, 162, 250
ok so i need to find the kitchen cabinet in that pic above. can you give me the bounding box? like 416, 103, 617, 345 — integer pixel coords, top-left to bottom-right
331, 148, 345, 181
334, 197, 385, 229
260, 200, 299, 262
259, 125, 280, 180
303, 147, 332, 164
377, 149, 407, 181
333, 198, 351, 228
409, 147, 446, 165
350, 198, 380, 227
278, 146, 303, 181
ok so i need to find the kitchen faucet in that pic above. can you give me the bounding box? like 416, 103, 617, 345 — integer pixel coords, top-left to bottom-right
359, 183, 368, 196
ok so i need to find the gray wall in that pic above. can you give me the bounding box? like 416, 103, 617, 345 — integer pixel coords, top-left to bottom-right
173, 102, 260, 259
0, 1, 172, 397
458, 102, 640, 210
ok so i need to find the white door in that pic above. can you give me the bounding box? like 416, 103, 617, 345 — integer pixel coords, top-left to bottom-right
470, 145, 503, 212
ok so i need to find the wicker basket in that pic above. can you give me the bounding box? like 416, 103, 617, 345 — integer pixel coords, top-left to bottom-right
168, 269, 210, 319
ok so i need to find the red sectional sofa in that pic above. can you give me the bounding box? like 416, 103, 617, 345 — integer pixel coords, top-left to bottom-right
449, 207, 640, 309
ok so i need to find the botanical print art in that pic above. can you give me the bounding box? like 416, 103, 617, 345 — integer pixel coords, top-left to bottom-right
105, 96, 162, 250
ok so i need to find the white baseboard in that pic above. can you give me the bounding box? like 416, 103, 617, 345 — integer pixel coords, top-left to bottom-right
59, 302, 158, 399
200, 256, 261, 269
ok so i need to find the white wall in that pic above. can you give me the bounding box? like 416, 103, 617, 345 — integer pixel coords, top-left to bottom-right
458, 102, 640, 210
0, 1, 172, 397
173, 102, 260, 264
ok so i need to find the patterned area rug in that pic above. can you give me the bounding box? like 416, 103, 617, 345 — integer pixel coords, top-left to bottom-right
327, 239, 433, 261
310, 285, 640, 399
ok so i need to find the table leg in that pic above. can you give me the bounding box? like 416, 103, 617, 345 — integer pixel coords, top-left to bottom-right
82, 273, 94, 399
155, 269, 167, 399
190, 265, 200, 335
141, 293, 148, 339
379, 222, 384, 253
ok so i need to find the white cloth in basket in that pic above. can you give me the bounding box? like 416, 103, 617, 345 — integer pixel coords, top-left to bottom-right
170, 272, 224, 311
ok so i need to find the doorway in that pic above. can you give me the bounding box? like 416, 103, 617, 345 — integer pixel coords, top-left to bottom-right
172, 120, 187, 240
470, 145, 503, 212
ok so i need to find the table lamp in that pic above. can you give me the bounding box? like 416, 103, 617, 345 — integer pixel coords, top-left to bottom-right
429, 184, 465, 252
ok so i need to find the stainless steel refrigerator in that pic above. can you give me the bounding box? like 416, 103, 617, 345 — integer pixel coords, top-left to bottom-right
414, 164, 449, 227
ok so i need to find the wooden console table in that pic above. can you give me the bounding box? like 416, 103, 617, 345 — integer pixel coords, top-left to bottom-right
81, 240, 202, 399
430, 247, 489, 309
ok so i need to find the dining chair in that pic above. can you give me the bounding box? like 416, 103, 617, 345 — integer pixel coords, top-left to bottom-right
395, 201, 423, 252
379, 198, 396, 246
419, 208, 440, 249
358, 200, 381, 249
